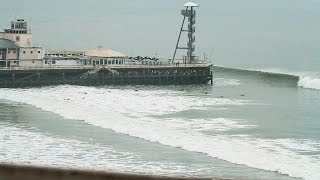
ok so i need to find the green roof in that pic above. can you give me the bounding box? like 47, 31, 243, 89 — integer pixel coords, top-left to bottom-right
0, 39, 19, 48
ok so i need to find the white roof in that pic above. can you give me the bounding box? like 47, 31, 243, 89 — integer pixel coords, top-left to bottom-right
184, 2, 199, 7
85, 46, 126, 58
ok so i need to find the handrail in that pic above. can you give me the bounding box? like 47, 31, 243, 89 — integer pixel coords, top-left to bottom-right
0, 63, 211, 71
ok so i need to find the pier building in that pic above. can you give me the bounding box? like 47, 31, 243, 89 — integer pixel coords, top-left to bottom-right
0, 2, 213, 88
0, 19, 44, 68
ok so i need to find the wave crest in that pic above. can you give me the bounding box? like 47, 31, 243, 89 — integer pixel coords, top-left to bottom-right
213, 66, 320, 90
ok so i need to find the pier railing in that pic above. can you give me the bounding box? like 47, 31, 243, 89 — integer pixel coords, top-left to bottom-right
0, 66, 93, 71
0, 63, 211, 71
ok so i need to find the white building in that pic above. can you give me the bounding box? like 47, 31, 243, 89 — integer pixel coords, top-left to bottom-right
0, 19, 169, 68
0, 19, 45, 67
44, 46, 128, 67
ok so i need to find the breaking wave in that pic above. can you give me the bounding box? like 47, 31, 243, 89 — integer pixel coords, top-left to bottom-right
297, 75, 320, 90
0, 86, 319, 180
213, 66, 320, 90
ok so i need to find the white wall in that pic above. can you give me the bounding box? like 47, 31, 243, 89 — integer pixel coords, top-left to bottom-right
6, 48, 19, 60
19, 59, 43, 67
0, 32, 32, 47
54, 60, 81, 66
19, 47, 43, 60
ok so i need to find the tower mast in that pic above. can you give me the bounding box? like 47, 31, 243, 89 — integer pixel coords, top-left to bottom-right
172, 2, 199, 64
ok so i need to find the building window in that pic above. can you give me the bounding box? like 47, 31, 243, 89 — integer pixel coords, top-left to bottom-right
38, 51, 41, 53
16, 36, 20, 42
8, 51, 10, 54
52, 60, 56, 64
31, 51, 33, 54
13, 51, 16, 54
23, 51, 26, 54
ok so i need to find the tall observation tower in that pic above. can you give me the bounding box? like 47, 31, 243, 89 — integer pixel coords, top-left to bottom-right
172, 2, 199, 64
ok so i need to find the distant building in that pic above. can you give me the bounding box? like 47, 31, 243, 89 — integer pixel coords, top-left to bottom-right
0, 19, 44, 67
45, 46, 128, 67
0, 19, 173, 68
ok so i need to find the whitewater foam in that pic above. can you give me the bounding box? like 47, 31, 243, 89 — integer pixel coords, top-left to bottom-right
0, 86, 319, 180
298, 76, 320, 90
0, 125, 211, 176
213, 78, 241, 87
214, 66, 320, 90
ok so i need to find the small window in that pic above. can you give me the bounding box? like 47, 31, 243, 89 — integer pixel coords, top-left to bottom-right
52, 60, 56, 64
8, 51, 10, 54
32, 61, 35, 63
31, 51, 33, 54
38, 51, 41, 53
13, 51, 16, 54
16, 36, 20, 42
23, 51, 26, 54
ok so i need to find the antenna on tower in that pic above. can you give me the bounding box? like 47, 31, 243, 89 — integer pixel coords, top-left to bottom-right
172, 2, 199, 64
29, 17, 32, 33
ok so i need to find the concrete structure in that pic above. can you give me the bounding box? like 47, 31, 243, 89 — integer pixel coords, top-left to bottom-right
0, 19, 44, 67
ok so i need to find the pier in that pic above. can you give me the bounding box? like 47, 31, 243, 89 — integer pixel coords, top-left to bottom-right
0, 2, 213, 88
0, 64, 212, 88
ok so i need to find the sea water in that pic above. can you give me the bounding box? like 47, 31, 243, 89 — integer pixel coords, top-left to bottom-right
0, 67, 319, 180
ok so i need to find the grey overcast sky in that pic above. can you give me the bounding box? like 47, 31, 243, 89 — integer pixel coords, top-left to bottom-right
0, 0, 319, 70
